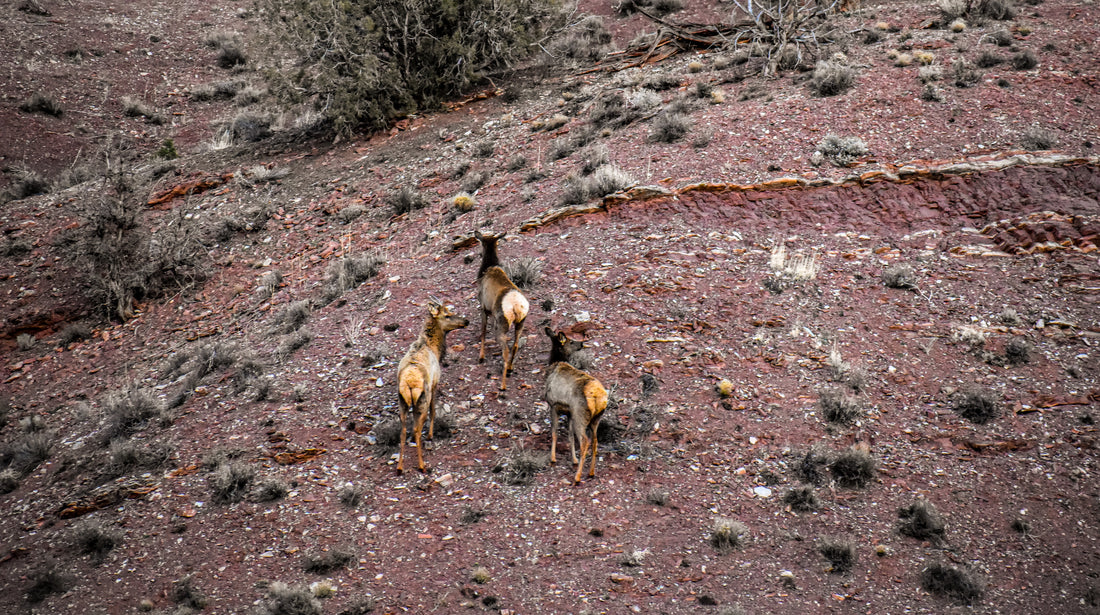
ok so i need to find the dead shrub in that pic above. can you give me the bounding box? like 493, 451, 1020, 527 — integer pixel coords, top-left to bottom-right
338, 484, 363, 508
550, 15, 612, 64
108, 438, 174, 476
954, 389, 1000, 424
103, 388, 163, 440
793, 448, 830, 486
388, 186, 428, 216
72, 521, 122, 564
318, 252, 386, 305
303, 548, 354, 574
882, 264, 917, 289
502, 257, 542, 290
1018, 125, 1057, 150
818, 389, 862, 424
649, 110, 691, 143
1004, 338, 1031, 365
253, 478, 289, 502
809, 60, 856, 96
709, 517, 748, 553
25, 561, 76, 604
259, 582, 322, 615
951, 58, 983, 87
920, 563, 984, 604
172, 575, 209, 609
818, 537, 857, 573
646, 488, 670, 506
783, 486, 819, 512
1011, 49, 1038, 70
497, 446, 548, 486
897, 499, 947, 542
208, 460, 256, 504
830, 446, 875, 489
19, 93, 63, 117
2, 431, 55, 476
814, 134, 868, 167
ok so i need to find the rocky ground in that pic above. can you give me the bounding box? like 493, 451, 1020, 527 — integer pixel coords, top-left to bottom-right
1, 0, 1098, 614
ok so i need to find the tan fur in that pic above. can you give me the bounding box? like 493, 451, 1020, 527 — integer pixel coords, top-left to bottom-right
544, 328, 608, 484
475, 236, 529, 390
395, 302, 468, 473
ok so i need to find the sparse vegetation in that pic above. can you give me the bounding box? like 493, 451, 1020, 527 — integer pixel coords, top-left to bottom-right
303, 548, 354, 574
646, 488, 670, 506
470, 566, 492, 584
72, 521, 121, 564
954, 389, 1000, 424
1004, 338, 1031, 365
1011, 49, 1038, 70
338, 483, 363, 508
26, 562, 76, 604
818, 537, 857, 573
709, 517, 748, 553
794, 448, 830, 486
502, 256, 543, 290
276, 328, 314, 360
253, 478, 289, 502
319, 252, 386, 305
649, 110, 691, 143
1019, 125, 1057, 150
898, 499, 947, 542
260, 0, 563, 137
108, 438, 174, 476
783, 486, 820, 512
173, 575, 209, 610
103, 388, 164, 440
0, 468, 19, 494
2, 431, 54, 476
818, 388, 862, 424
16, 333, 35, 351
388, 186, 429, 216
19, 93, 64, 117
920, 562, 984, 604
809, 60, 856, 96
208, 460, 256, 504
259, 582, 322, 615
814, 134, 868, 167
453, 191, 477, 213
830, 446, 875, 489
498, 447, 548, 486
882, 264, 917, 289
952, 58, 983, 87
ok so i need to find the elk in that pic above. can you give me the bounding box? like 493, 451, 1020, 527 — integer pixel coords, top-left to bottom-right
544, 327, 608, 484
395, 300, 469, 473
474, 230, 530, 390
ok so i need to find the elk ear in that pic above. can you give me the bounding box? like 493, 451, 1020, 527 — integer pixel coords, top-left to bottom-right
427, 302, 441, 317
544, 326, 554, 338
474, 229, 484, 240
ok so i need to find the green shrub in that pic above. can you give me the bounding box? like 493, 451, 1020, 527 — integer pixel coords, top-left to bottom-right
260, 0, 564, 137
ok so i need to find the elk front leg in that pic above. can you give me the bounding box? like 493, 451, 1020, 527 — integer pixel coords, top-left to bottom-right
549, 405, 560, 464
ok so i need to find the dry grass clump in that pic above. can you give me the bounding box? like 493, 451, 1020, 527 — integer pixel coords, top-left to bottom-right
58, 323, 93, 346
818, 388, 862, 424
452, 191, 477, 213
303, 548, 354, 574
338, 204, 365, 224
318, 252, 386, 305
954, 389, 1000, 424
813, 134, 868, 167
2, 431, 55, 476
1018, 125, 1057, 150
783, 486, 820, 512
276, 328, 314, 360
920, 563, 984, 604
259, 582, 322, 615
952, 58, 983, 87
470, 565, 492, 584
0, 468, 19, 494
898, 499, 947, 542
976, 50, 1004, 68
253, 478, 289, 502
72, 521, 122, 564
338, 483, 363, 508
102, 388, 166, 440
502, 257, 543, 290
560, 165, 635, 205
830, 446, 876, 489
121, 96, 166, 124
208, 460, 256, 504
809, 60, 856, 96
551, 14, 612, 63
271, 299, 312, 334
19, 93, 64, 117
793, 448, 830, 486
818, 537, 857, 573
25, 561, 76, 604
649, 109, 691, 143
882, 264, 918, 289
1011, 50, 1038, 70
1004, 338, 1031, 365
497, 446, 548, 486
172, 574, 209, 610
388, 186, 428, 215
108, 438, 174, 476
646, 488, 670, 507
709, 517, 748, 553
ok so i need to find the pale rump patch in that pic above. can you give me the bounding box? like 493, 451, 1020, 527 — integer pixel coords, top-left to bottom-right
501, 290, 529, 325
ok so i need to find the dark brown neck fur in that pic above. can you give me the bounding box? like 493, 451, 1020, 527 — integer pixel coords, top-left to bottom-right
548, 342, 571, 366
478, 239, 501, 278
417, 314, 448, 361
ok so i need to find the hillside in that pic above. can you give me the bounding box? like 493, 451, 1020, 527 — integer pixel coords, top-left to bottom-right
1, 0, 1099, 614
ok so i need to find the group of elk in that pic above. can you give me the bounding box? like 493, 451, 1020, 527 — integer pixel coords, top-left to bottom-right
394, 230, 607, 484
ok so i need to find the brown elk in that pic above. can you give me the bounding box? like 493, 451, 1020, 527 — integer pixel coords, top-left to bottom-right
474, 230, 530, 390
395, 300, 469, 473
544, 327, 608, 484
